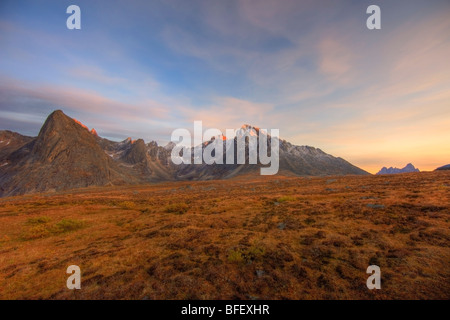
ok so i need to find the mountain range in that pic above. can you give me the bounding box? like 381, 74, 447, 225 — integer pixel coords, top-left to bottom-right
376, 163, 420, 175
0, 110, 369, 197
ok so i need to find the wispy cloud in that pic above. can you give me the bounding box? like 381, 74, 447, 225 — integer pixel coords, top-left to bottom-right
182, 96, 274, 131
0, 0, 449, 172
0, 77, 174, 140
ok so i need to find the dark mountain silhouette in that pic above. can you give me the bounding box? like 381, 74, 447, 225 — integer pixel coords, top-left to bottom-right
0, 110, 369, 197
376, 163, 420, 175
435, 164, 450, 171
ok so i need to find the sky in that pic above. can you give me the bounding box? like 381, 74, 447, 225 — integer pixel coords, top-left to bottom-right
0, 0, 449, 173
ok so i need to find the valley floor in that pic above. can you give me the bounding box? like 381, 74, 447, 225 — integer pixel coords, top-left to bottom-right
0, 172, 449, 299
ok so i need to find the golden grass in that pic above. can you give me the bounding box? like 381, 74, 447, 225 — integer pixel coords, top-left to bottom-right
0, 171, 449, 299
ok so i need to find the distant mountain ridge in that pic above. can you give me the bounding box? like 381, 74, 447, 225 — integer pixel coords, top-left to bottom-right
0, 110, 369, 197
0, 130, 34, 160
376, 163, 420, 175
435, 164, 450, 171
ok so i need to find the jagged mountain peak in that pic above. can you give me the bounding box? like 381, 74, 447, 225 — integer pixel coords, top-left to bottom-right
120, 138, 147, 165
0, 110, 136, 197
163, 141, 175, 150
241, 124, 260, 130
121, 137, 139, 144
240, 124, 254, 130
376, 163, 420, 175
238, 124, 261, 134
32, 110, 98, 161
40, 110, 75, 130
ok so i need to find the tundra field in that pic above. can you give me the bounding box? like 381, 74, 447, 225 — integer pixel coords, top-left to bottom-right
0, 171, 449, 300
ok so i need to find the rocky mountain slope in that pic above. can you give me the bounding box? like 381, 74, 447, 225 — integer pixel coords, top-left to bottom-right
0, 111, 137, 197
0, 130, 34, 160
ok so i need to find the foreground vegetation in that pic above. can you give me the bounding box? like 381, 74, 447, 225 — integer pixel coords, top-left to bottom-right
0, 171, 449, 299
